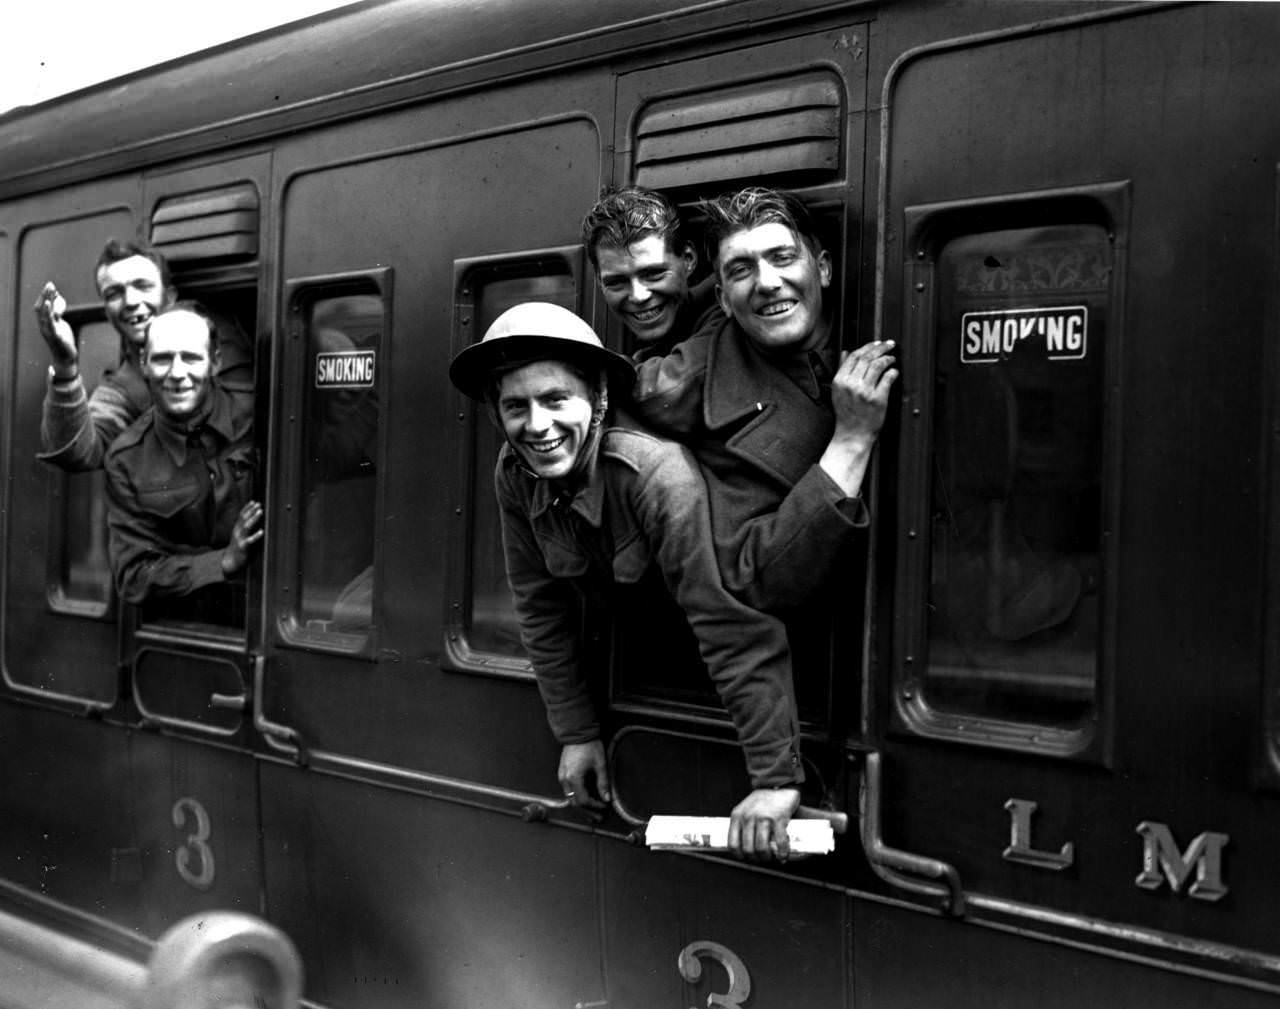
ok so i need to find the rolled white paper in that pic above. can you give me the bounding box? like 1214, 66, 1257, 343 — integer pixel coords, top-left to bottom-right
645, 815, 835, 854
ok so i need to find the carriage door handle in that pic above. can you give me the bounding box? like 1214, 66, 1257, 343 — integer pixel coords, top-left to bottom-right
209, 691, 247, 711
860, 750, 964, 915
251, 654, 308, 764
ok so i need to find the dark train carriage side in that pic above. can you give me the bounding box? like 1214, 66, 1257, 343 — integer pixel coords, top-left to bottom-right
869, 4, 1280, 1001
2, 1, 1280, 1007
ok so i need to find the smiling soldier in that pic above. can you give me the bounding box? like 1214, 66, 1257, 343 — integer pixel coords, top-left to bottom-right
450, 301, 805, 860
630, 187, 898, 612
582, 187, 719, 360
34, 238, 251, 472
104, 303, 261, 618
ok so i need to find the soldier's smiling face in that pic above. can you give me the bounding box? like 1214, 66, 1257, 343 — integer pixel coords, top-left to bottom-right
144, 309, 219, 421
97, 255, 174, 348
497, 360, 597, 481
715, 222, 830, 354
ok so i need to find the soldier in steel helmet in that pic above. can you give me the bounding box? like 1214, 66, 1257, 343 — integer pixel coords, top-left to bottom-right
450, 301, 804, 860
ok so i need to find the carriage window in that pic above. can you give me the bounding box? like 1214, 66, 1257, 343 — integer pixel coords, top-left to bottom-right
288, 288, 382, 645
448, 251, 581, 673
47, 319, 117, 616
901, 221, 1113, 753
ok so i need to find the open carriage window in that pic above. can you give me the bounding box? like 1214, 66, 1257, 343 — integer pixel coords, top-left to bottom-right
47, 317, 118, 617
128, 285, 259, 636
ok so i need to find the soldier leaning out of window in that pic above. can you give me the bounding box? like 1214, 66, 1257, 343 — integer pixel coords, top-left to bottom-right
450, 301, 804, 861
629, 186, 898, 613
104, 303, 261, 625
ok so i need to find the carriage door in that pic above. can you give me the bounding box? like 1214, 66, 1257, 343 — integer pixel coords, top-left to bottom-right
598, 22, 870, 1007
1, 190, 142, 927
110, 154, 270, 935
869, 5, 1280, 995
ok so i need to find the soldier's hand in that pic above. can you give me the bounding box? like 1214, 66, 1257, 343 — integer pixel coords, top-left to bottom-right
558, 740, 611, 810
34, 283, 78, 374
728, 787, 801, 862
831, 339, 898, 446
221, 500, 264, 575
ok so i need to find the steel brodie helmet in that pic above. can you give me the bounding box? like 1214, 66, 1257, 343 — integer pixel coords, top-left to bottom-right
448, 302, 635, 402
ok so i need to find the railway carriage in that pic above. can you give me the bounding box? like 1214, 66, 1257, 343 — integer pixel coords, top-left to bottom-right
1, 1, 1279, 1005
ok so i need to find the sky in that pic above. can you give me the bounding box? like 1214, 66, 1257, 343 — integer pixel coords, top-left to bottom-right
0, 1, 360, 116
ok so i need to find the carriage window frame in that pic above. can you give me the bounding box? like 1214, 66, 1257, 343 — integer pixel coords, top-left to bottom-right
275, 269, 391, 659
444, 246, 584, 681
44, 306, 119, 620
890, 183, 1128, 764
1261, 164, 1280, 790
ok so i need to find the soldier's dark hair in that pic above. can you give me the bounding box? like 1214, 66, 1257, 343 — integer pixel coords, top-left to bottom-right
698, 187, 823, 267
94, 238, 173, 294
581, 186, 686, 269
485, 355, 601, 411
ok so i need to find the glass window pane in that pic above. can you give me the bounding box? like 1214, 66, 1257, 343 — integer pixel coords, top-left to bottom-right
297, 293, 381, 636
52, 321, 120, 612
464, 273, 576, 658
924, 225, 1108, 727
57, 469, 112, 606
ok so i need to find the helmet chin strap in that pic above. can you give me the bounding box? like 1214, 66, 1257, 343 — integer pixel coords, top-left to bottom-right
557, 378, 609, 487
590, 385, 609, 429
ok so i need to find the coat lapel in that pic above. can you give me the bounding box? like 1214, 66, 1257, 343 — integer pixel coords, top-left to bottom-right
703, 318, 834, 488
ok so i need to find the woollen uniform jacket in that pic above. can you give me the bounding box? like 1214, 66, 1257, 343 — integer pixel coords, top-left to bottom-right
495, 424, 804, 789
630, 313, 869, 613
39, 357, 151, 472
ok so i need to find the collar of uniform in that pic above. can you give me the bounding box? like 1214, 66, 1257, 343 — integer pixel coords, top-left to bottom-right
152, 381, 235, 467
521, 440, 606, 527
777, 345, 836, 401
630, 276, 724, 365
683, 274, 722, 334
703, 315, 833, 428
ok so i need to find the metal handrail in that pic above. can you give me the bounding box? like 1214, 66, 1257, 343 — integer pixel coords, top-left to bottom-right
0, 907, 301, 1009
613, 794, 848, 835
606, 724, 850, 838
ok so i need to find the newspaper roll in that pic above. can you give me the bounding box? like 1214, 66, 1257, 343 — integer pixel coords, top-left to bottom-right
645, 815, 835, 854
